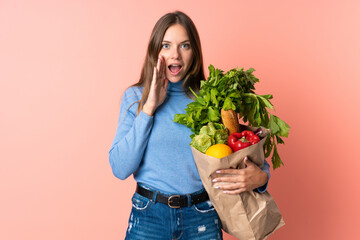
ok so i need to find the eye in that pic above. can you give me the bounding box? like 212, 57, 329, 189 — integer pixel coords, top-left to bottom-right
162, 43, 170, 49
181, 43, 190, 49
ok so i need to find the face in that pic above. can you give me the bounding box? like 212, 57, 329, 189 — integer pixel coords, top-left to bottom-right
159, 24, 193, 83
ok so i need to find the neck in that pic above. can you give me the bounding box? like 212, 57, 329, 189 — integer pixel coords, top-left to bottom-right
167, 80, 185, 95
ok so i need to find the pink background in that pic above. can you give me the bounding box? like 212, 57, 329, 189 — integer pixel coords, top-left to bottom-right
1, 0, 360, 239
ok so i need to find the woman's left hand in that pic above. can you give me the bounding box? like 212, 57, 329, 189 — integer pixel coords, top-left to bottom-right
212, 156, 268, 195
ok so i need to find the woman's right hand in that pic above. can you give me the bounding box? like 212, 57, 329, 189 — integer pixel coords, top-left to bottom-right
142, 55, 169, 116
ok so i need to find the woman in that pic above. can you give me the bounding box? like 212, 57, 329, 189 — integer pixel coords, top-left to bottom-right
109, 11, 270, 240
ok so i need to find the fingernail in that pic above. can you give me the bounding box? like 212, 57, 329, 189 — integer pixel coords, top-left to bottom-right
216, 170, 221, 173
212, 179, 218, 182
214, 186, 220, 189
223, 191, 228, 194
244, 156, 248, 160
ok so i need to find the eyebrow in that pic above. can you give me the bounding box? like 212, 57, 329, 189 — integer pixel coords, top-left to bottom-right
162, 40, 190, 43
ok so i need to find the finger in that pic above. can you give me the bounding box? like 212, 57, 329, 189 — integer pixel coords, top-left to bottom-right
216, 168, 244, 175
155, 58, 161, 83
244, 158, 261, 171
214, 183, 246, 190
212, 176, 243, 183
223, 188, 248, 195
244, 156, 256, 166
156, 56, 161, 72
159, 55, 166, 79
151, 67, 157, 87
243, 156, 249, 168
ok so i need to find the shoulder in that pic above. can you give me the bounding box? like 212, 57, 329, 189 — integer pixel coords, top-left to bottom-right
119, 86, 144, 115
121, 86, 144, 103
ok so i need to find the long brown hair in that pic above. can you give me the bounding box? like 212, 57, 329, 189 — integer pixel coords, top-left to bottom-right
133, 11, 205, 114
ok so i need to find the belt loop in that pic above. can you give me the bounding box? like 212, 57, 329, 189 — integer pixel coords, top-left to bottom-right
152, 191, 158, 203
186, 194, 191, 207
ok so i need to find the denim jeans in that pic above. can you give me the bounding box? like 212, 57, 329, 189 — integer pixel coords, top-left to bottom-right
125, 187, 223, 240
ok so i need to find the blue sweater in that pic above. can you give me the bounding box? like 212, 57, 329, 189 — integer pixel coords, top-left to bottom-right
109, 80, 270, 194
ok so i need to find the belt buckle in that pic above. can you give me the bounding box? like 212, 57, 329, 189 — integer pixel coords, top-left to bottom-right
168, 195, 181, 208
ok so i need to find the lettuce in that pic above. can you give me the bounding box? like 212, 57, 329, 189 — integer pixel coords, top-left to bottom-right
190, 122, 229, 153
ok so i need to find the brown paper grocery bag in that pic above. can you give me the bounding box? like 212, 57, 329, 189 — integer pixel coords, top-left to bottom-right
191, 126, 285, 240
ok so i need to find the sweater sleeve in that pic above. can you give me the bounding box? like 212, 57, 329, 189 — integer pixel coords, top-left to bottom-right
109, 88, 154, 180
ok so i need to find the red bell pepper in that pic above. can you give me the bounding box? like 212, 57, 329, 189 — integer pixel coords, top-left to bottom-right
227, 130, 260, 152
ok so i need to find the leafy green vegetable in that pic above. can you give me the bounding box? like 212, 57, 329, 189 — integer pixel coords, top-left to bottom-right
190, 134, 214, 153
174, 65, 290, 169
214, 129, 228, 145
190, 122, 229, 153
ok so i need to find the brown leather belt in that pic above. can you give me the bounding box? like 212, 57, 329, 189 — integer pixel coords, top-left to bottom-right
136, 184, 209, 208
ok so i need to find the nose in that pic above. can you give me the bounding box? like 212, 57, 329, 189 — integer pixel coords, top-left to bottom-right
170, 46, 181, 60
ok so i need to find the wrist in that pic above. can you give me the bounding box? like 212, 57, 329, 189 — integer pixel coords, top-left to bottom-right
260, 170, 268, 186
143, 102, 155, 116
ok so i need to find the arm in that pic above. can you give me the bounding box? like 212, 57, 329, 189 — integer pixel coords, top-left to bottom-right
109, 56, 168, 180
109, 88, 154, 180
212, 156, 271, 194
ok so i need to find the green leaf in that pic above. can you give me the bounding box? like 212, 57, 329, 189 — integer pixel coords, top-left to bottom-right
223, 97, 236, 110
200, 118, 210, 125
246, 67, 255, 74
211, 88, 219, 107
205, 91, 211, 106
173, 114, 186, 124
274, 115, 290, 137
196, 97, 206, 105
189, 87, 198, 98
276, 135, 285, 144
208, 64, 215, 78
254, 111, 261, 126
190, 134, 214, 153
271, 144, 284, 169
261, 94, 273, 100
214, 129, 229, 144
268, 114, 280, 134
258, 95, 274, 110
264, 135, 273, 158
195, 108, 203, 119
244, 96, 253, 104
227, 92, 241, 99
207, 107, 220, 122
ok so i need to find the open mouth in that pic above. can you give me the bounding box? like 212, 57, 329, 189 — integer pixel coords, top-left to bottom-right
168, 64, 183, 75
